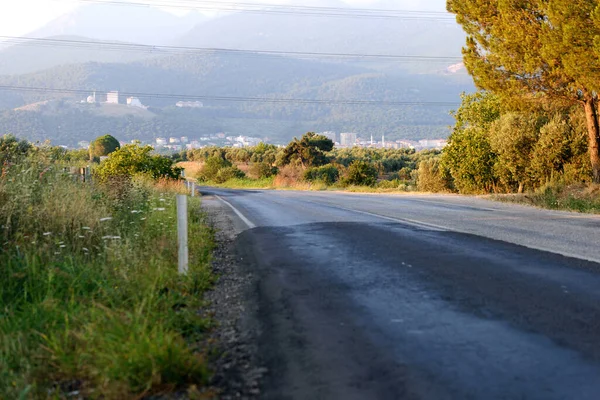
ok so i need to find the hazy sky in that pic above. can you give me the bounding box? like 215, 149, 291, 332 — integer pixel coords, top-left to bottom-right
0, 0, 446, 36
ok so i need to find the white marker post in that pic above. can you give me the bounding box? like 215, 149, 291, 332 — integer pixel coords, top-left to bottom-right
191, 182, 196, 197
177, 194, 189, 275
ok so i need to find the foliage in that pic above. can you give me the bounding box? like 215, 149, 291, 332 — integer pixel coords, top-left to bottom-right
0, 134, 32, 164
442, 92, 500, 193
342, 160, 378, 187
304, 164, 341, 185
249, 161, 278, 179
0, 149, 214, 398
89, 134, 120, 161
95, 144, 183, 182
196, 155, 246, 184
280, 132, 334, 168
448, 0, 600, 181
417, 158, 450, 193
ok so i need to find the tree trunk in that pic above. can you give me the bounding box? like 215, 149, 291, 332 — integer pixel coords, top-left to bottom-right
583, 96, 600, 183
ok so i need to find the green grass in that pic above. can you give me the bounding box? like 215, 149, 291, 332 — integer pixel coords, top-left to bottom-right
202, 176, 276, 189
0, 159, 214, 398
492, 183, 600, 214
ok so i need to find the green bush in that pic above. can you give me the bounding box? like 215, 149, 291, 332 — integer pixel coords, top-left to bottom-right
89, 134, 120, 161
342, 161, 378, 187
250, 161, 278, 179
0, 134, 31, 164
215, 166, 246, 183
304, 164, 340, 185
417, 158, 449, 193
95, 144, 182, 182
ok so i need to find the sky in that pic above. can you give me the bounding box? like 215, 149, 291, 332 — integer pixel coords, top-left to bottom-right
0, 0, 446, 36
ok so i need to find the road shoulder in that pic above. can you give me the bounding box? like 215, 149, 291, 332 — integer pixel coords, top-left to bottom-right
202, 197, 266, 399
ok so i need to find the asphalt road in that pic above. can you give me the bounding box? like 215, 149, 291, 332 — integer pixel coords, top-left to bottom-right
201, 188, 600, 400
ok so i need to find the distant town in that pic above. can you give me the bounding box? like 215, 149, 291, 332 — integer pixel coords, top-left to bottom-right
75, 91, 448, 152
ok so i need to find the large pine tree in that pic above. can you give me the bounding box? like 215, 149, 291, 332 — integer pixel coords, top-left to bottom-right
448, 0, 600, 182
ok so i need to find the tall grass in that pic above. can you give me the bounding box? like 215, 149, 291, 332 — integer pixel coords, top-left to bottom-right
493, 182, 600, 213
0, 156, 214, 398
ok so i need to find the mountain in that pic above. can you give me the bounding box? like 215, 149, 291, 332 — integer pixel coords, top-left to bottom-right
29, 4, 206, 45
174, 4, 465, 74
0, 36, 151, 76
0, 52, 473, 146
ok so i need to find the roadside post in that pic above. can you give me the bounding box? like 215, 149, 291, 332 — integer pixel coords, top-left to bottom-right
177, 194, 189, 275
191, 182, 196, 197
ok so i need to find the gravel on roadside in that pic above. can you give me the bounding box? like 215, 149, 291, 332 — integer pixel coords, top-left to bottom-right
201, 200, 266, 400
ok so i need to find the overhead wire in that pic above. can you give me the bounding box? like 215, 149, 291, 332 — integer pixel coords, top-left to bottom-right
0, 36, 464, 63
0, 85, 461, 107
59, 0, 457, 20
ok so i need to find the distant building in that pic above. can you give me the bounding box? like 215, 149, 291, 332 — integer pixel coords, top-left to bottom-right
418, 139, 448, 149
106, 91, 120, 105
169, 137, 181, 144
340, 132, 357, 147
86, 92, 97, 104
180, 136, 189, 143
127, 97, 147, 109
176, 101, 203, 108
78, 140, 90, 149
156, 137, 167, 146
319, 131, 337, 143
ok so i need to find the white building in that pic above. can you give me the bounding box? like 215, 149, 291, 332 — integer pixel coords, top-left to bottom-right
106, 91, 119, 105
176, 101, 204, 108
169, 137, 181, 144
340, 132, 358, 147
180, 136, 189, 143
156, 137, 167, 146
86, 92, 96, 104
127, 97, 147, 109
319, 131, 337, 143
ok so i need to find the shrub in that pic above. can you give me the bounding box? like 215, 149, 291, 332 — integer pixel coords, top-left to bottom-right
273, 165, 304, 187
417, 158, 449, 193
249, 162, 278, 179
304, 164, 340, 185
342, 161, 378, 187
215, 166, 246, 183
94, 144, 182, 182
197, 156, 231, 182
0, 134, 31, 164
89, 135, 120, 161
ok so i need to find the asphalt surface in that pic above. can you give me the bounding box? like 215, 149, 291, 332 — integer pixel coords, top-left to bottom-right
201, 188, 600, 400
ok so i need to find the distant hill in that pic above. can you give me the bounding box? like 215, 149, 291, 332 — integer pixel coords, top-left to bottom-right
0, 36, 150, 76
0, 52, 472, 146
174, 8, 465, 74
29, 4, 205, 45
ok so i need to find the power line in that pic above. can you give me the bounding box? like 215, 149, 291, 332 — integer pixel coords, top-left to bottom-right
0, 36, 463, 63
66, 0, 456, 20
0, 85, 460, 107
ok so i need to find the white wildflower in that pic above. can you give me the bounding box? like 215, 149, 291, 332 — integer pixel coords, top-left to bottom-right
43, 232, 52, 236
60, 245, 66, 248
82, 227, 91, 230
153, 208, 166, 212
99, 217, 113, 222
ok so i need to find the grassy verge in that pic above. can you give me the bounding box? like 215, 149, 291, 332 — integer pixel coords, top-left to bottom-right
0, 159, 214, 398
492, 183, 600, 214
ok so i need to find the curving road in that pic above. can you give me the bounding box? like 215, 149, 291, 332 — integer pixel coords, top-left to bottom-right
201, 188, 600, 400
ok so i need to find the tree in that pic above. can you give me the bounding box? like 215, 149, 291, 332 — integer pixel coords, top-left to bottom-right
95, 144, 182, 181
89, 135, 120, 161
280, 132, 334, 168
441, 92, 500, 193
489, 113, 542, 193
448, 0, 600, 182
342, 161, 378, 187
0, 134, 31, 164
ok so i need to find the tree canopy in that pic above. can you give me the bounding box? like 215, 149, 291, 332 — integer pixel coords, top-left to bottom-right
89, 134, 120, 161
448, 0, 600, 181
280, 132, 334, 168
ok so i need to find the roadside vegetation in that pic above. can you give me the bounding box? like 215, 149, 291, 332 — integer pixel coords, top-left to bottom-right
177, 1, 600, 214
0, 135, 214, 398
